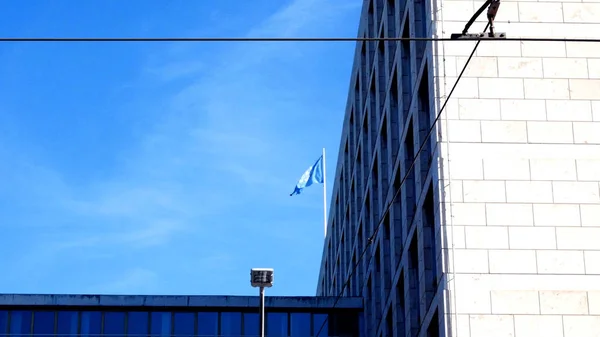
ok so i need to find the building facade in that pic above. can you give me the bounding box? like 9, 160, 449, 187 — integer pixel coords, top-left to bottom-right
0, 294, 363, 337
317, 0, 600, 336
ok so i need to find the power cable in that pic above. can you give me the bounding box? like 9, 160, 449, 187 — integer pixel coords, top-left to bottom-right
314, 23, 490, 337
0, 37, 599, 43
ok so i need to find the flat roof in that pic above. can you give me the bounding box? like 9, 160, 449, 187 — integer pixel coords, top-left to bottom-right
0, 294, 363, 310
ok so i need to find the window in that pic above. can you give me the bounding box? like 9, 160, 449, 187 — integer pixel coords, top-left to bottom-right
221, 312, 241, 336
9, 311, 31, 336
173, 313, 194, 336
385, 309, 393, 336
80, 312, 101, 337
266, 313, 287, 337
408, 236, 421, 336
33, 311, 55, 335
127, 312, 148, 336
313, 314, 328, 337
103, 312, 125, 336
290, 313, 310, 337
0, 311, 7, 336
197, 312, 217, 336
423, 185, 438, 307
57, 311, 78, 337
395, 272, 406, 337
243, 313, 258, 336
150, 312, 171, 337
427, 309, 440, 337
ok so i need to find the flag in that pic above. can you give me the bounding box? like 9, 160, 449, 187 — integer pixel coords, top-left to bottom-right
290, 155, 324, 196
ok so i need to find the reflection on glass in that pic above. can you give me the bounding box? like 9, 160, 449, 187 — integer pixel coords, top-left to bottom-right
313, 314, 328, 337
150, 312, 171, 337
57, 311, 78, 337
220, 312, 241, 336
9, 311, 31, 337
290, 313, 310, 337
0, 311, 7, 336
103, 312, 125, 336
242, 313, 258, 336
127, 312, 148, 336
0, 310, 8, 336
266, 313, 287, 337
80, 312, 101, 337
197, 312, 218, 336
173, 313, 194, 336
33, 311, 55, 335
358, 313, 365, 337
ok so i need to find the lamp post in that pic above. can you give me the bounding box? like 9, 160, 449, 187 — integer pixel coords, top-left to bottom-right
250, 268, 274, 337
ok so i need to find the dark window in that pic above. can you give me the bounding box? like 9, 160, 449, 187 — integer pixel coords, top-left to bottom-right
127, 312, 148, 336
392, 170, 404, 262
413, 0, 428, 64
150, 312, 171, 337
395, 272, 406, 337
242, 313, 258, 336
400, 20, 412, 123
403, 121, 416, 224
173, 313, 194, 336
33, 311, 55, 335
221, 312, 241, 336
198, 312, 218, 336
9, 311, 32, 337
408, 236, 421, 336
313, 314, 328, 337
57, 311, 78, 337
80, 312, 101, 337
290, 313, 310, 337
427, 309, 440, 337
266, 313, 287, 337
385, 309, 393, 336
103, 312, 125, 336
423, 185, 438, 307
0, 311, 7, 336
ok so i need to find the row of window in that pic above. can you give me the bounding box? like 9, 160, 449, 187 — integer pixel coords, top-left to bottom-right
0, 310, 335, 337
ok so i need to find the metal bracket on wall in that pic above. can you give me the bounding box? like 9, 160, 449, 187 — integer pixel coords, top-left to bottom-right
450, 0, 506, 40
450, 32, 506, 40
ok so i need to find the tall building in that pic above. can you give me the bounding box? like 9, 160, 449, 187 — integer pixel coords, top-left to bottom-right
317, 0, 600, 336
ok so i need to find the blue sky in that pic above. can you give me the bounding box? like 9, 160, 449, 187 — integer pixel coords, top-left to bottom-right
0, 0, 362, 296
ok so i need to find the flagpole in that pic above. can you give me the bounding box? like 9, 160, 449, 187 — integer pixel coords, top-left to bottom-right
322, 147, 327, 238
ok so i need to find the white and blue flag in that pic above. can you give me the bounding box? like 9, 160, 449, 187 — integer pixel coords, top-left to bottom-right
290, 155, 324, 196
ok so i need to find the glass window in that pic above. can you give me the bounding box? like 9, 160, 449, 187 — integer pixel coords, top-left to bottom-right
33, 311, 55, 335
290, 313, 310, 337
9, 311, 32, 337
242, 313, 258, 336
312, 314, 328, 337
173, 313, 194, 336
220, 312, 241, 336
266, 313, 287, 337
127, 312, 148, 336
103, 312, 125, 336
150, 312, 171, 337
80, 312, 101, 337
0, 311, 8, 335
57, 311, 78, 337
197, 312, 217, 336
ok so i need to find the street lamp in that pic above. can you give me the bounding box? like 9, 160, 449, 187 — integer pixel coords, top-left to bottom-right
250, 268, 274, 337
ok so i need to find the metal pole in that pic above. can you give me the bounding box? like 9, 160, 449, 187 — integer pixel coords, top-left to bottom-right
259, 286, 265, 337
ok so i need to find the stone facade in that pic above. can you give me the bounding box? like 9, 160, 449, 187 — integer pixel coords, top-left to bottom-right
437, 0, 600, 336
